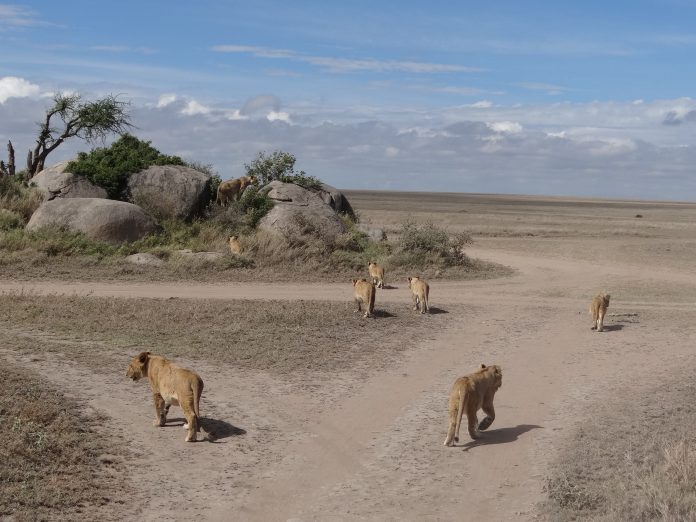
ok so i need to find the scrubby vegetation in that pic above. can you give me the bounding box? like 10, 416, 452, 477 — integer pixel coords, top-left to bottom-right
67, 134, 185, 199
0, 362, 128, 520
544, 377, 696, 521
244, 150, 322, 189
0, 132, 493, 282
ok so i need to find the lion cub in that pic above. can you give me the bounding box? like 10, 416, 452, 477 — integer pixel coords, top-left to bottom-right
368, 262, 385, 289
228, 235, 242, 255
444, 364, 502, 446
408, 277, 429, 314
126, 351, 212, 442
589, 293, 610, 332
352, 278, 375, 318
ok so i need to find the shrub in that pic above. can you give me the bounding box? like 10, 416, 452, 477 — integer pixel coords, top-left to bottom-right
0, 176, 43, 222
0, 209, 24, 230
395, 221, 472, 268
67, 134, 184, 199
244, 150, 322, 189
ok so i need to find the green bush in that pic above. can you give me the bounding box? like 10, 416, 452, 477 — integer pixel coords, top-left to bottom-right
67, 134, 184, 199
238, 186, 275, 228
244, 150, 322, 189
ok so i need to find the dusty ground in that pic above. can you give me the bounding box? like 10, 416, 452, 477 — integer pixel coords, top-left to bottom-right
2, 191, 696, 521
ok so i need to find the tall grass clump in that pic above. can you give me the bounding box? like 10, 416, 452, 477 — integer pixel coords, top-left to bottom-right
390, 220, 472, 269
0, 176, 42, 224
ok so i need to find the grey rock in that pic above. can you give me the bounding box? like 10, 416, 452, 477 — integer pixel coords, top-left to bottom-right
259, 181, 347, 242
32, 161, 108, 200
125, 252, 165, 267
27, 198, 158, 244
174, 249, 225, 262
315, 183, 356, 218
357, 223, 387, 241
128, 165, 211, 220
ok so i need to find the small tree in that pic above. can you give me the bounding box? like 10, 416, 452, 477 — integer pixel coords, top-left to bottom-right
244, 150, 321, 189
26, 93, 132, 177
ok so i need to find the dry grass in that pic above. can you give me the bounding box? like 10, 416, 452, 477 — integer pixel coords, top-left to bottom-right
0, 361, 129, 521
0, 294, 454, 374
544, 376, 696, 521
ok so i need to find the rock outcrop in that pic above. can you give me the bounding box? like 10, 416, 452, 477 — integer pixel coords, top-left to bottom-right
27, 198, 158, 244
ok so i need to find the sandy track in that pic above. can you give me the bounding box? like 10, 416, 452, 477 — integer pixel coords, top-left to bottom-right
2, 246, 695, 520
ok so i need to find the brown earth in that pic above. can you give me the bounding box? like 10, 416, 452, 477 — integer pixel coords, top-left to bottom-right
2, 191, 696, 521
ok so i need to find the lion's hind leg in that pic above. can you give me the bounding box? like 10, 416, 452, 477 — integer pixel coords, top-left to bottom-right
152, 393, 167, 427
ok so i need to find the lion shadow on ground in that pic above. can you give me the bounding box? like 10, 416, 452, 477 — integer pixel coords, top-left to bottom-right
598, 324, 624, 332
458, 424, 542, 452
165, 417, 246, 440
380, 284, 398, 290
372, 309, 396, 318
426, 307, 448, 315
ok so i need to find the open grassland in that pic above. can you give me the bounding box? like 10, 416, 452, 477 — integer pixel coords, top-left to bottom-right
0, 294, 451, 374
0, 363, 130, 521
544, 373, 696, 521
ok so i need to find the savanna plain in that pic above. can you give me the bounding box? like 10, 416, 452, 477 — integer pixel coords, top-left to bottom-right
2, 190, 696, 521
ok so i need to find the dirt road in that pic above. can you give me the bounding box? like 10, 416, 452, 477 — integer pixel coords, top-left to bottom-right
3, 245, 694, 521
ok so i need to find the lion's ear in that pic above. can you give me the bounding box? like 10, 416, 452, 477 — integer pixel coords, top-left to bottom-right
408, 277, 412, 282
480, 364, 486, 369
138, 351, 150, 363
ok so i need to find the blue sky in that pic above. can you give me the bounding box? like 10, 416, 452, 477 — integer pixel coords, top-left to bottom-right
1, 1, 696, 200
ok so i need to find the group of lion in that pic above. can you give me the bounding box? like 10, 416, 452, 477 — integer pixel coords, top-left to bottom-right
126, 219, 611, 445
351, 262, 429, 318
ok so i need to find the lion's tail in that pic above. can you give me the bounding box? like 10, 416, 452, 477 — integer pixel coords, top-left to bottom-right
191, 377, 216, 442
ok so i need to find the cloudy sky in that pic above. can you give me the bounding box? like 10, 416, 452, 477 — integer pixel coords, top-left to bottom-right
1, 1, 696, 200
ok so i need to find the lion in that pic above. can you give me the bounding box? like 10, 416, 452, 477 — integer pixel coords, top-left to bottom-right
228, 235, 242, 255
443, 364, 503, 446
408, 276, 429, 314
589, 293, 610, 332
126, 351, 213, 442
216, 175, 258, 206
368, 262, 385, 289
352, 278, 375, 318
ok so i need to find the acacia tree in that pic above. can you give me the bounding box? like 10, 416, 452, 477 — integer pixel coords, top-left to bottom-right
26, 93, 132, 177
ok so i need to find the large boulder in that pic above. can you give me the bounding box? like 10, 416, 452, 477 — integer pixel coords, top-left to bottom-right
315, 183, 355, 219
31, 161, 108, 200
127, 165, 211, 220
27, 198, 158, 244
259, 181, 347, 242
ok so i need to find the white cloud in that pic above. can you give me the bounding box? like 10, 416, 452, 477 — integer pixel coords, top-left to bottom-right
156, 93, 177, 108
516, 82, 571, 96
0, 5, 47, 29
226, 109, 248, 121
385, 146, 399, 157
0, 76, 40, 103
212, 44, 480, 74
181, 99, 210, 116
468, 100, 493, 109
487, 121, 523, 134
267, 111, 291, 123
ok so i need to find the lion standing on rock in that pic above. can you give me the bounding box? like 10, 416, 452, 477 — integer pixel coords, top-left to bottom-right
126, 351, 213, 442
589, 293, 610, 332
444, 364, 502, 446
216, 175, 258, 206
